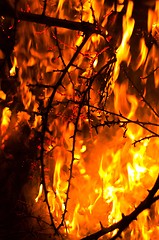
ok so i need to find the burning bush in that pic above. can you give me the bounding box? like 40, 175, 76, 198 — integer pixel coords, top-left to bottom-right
1, 0, 159, 239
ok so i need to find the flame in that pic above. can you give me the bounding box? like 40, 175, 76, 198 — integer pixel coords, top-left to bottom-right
1, 107, 11, 136
2, 0, 159, 239
10, 56, 17, 76
114, 80, 138, 119
35, 183, 43, 202
146, 1, 159, 88
113, 0, 135, 82
0, 90, 6, 100
134, 38, 148, 71
148, 9, 154, 32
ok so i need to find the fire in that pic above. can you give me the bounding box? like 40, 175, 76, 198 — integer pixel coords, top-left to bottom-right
1, 0, 159, 239
10, 56, 17, 76
146, 1, 159, 88
134, 38, 148, 70
35, 183, 43, 202
114, 80, 138, 119
1, 107, 11, 137
0, 90, 6, 100
113, 0, 135, 82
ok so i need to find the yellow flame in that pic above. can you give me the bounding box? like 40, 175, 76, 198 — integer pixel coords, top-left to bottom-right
0, 90, 6, 100
35, 184, 43, 202
113, 1, 135, 82
1, 107, 11, 136
134, 38, 148, 70
10, 56, 17, 76
11, 0, 159, 238
114, 80, 138, 119
148, 9, 154, 32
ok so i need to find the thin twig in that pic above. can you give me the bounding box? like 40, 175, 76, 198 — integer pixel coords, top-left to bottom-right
121, 64, 159, 118
90, 105, 159, 142
42, 0, 47, 16
57, 99, 83, 230
39, 34, 90, 233
53, 28, 74, 88
140, 66, 159, 80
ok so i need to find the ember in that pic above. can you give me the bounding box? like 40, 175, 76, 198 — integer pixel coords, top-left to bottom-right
1, 0, 159, 239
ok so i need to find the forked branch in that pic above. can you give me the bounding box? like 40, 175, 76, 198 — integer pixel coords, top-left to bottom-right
39, 34, 90, 233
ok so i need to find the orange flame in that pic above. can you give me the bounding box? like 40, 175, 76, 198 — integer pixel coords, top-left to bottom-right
3, 0, 159, 239
113, 1, 135, 82
1, 107, 11, 136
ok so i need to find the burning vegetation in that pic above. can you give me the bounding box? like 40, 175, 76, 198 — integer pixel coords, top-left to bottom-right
1, 0, 159, 239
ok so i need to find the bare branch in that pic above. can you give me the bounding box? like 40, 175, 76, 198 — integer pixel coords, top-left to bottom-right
140, 66, 159, 80
38, 34, 90, 233
0, 1, 106, 37
81, 175, 159, 240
